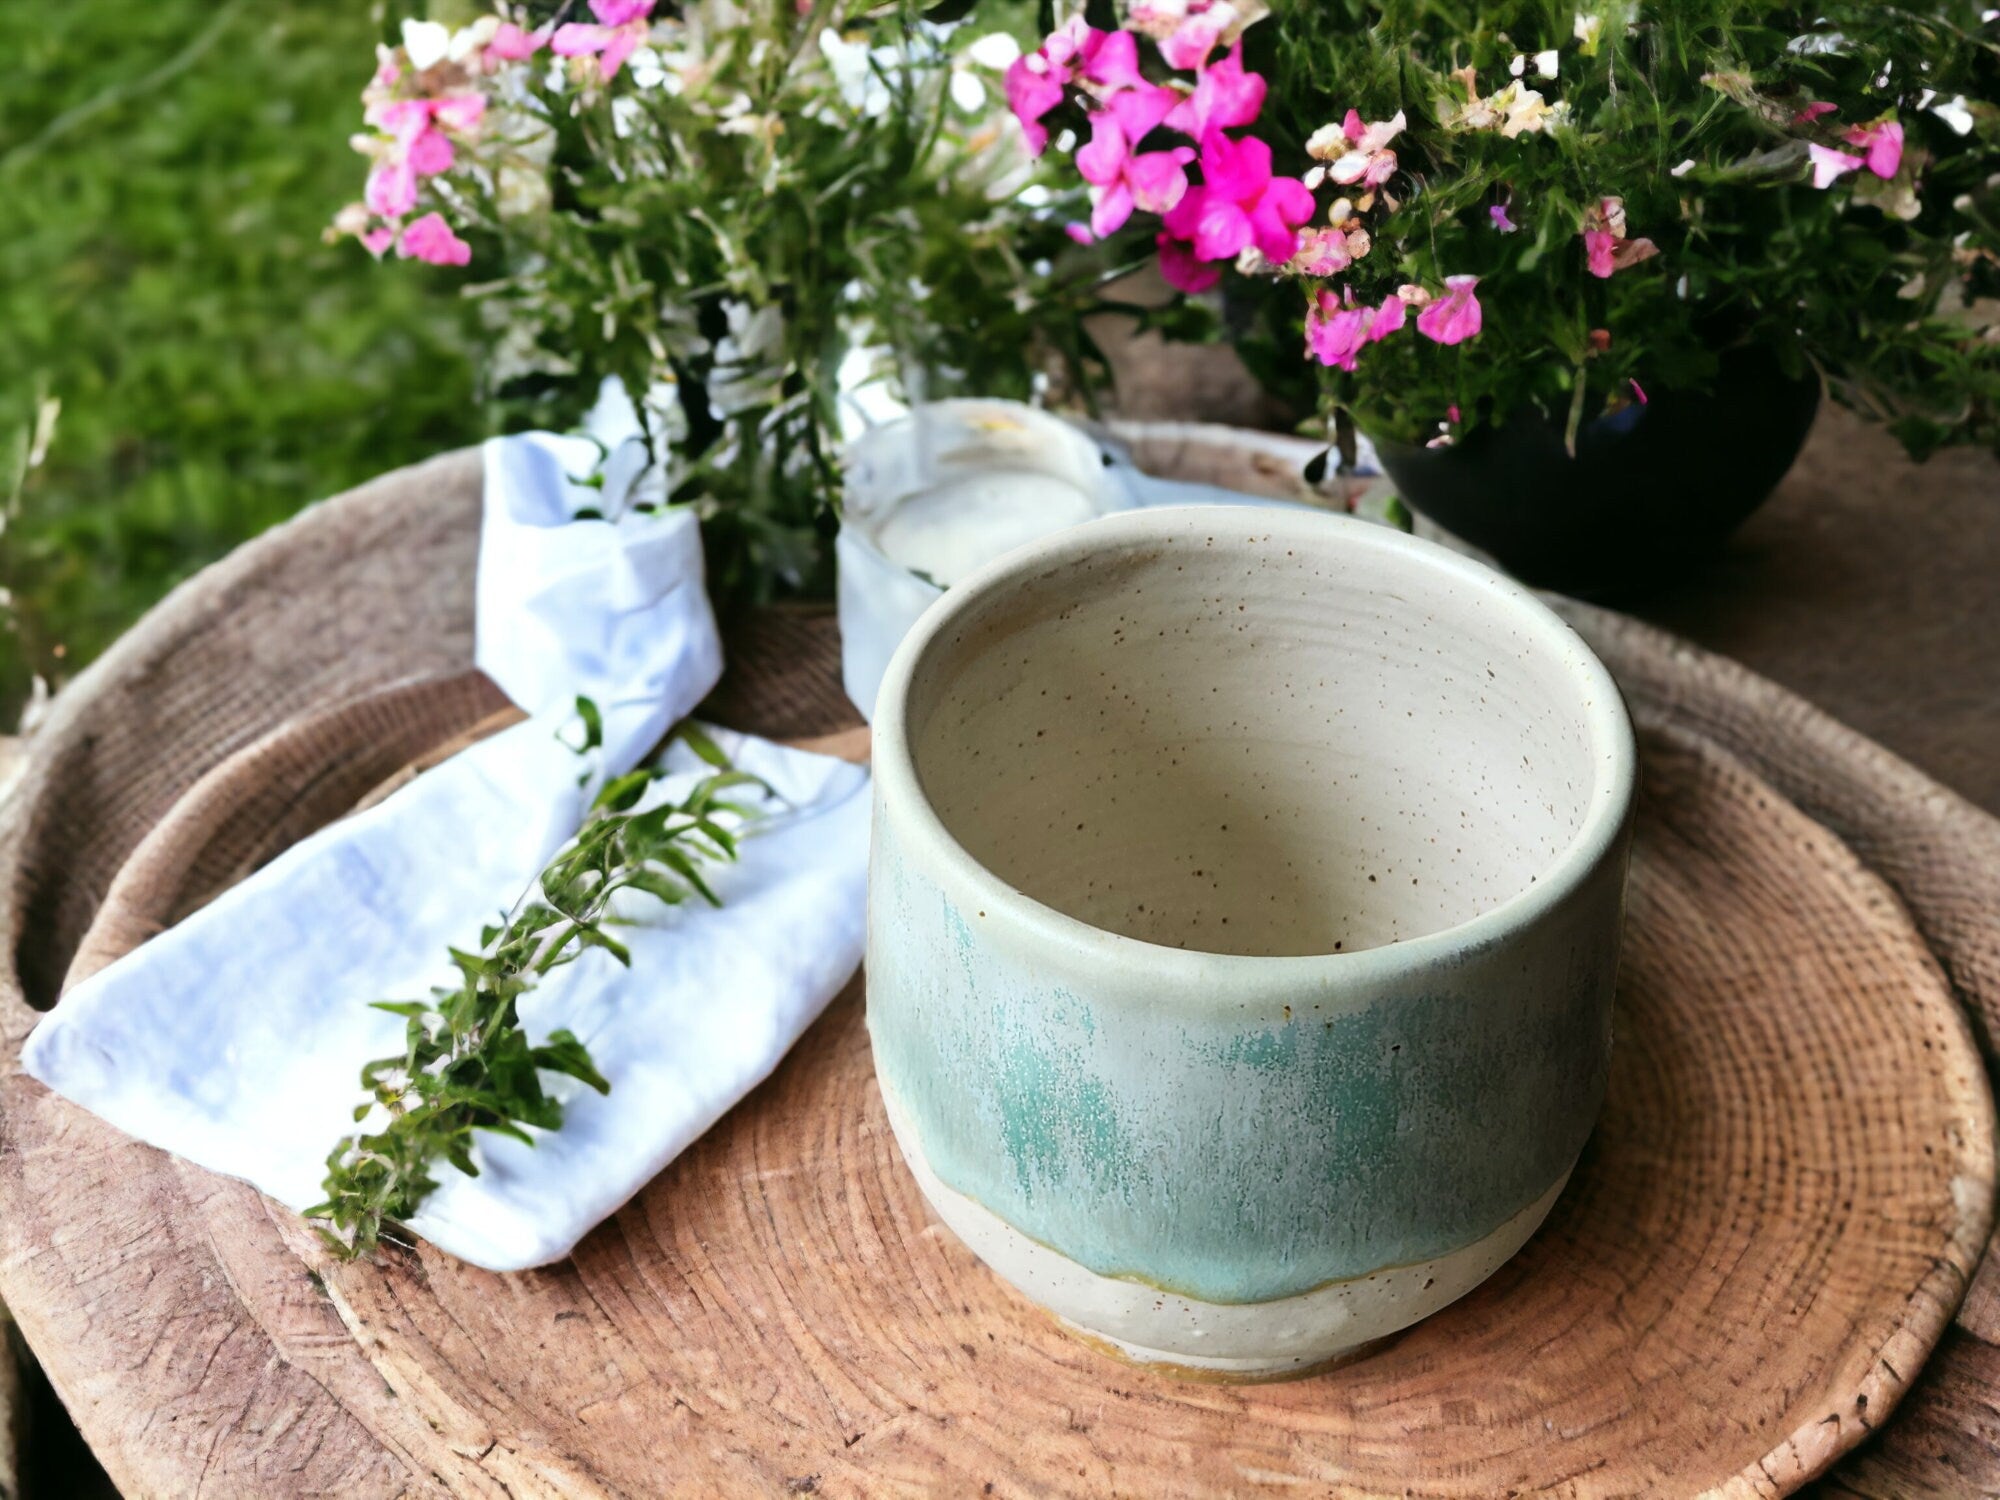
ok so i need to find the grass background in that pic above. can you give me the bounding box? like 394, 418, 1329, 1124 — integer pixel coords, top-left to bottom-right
0, 0, 486, 720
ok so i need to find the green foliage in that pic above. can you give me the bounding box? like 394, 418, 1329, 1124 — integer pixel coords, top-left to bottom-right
1220, 1, 2000, 449
309, 721, 762, 1260
352, 1, 1097, 610
0, 0, 483, 720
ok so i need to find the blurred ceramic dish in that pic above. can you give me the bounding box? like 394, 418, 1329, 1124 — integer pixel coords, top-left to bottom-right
866, 505, 1636, 1378
836, 399, 1320, 720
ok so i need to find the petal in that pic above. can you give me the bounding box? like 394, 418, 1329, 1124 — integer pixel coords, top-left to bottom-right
1127, 149, 1193, 214
488, 22, 547, 61
1342, 107, 1366, 143
1107, 80, 1178, 143
600, 27, 641, 79
359, 225, 397, 258
405, 127, 454, 177
1076, 112, 1130, 185
367, 97, 434, 143
365, 157, 418, 218
1366, 294, 1406, 342
1193, 199, 1252, 261
551, 22, 612, 56
1793, 100, 1837, 124
1091, 179, 1137, 237
1005, 58, 1067, 152
1160, 17, 1222, 70
397, 211, 472, 266
432, 93, 486, 133
1158, 233, 1223, 292
1416, 278, 1481, 344
1203, 43, 1267, 130
590, 0, 654, 23
1082, 29, 1144, 89
1327, 151, 1370, 185
1583, 228, 1616, 278
1807, 142, 1866, 188
1065, 221, 1096, 245
1161, 184, 1206, 239
1203, 130, 1273, 203
1863, 120, 1904, 178
1359, 110, 1406, 152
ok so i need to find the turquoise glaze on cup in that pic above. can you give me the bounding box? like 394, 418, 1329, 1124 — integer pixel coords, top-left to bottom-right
866, 506, 1635, 1378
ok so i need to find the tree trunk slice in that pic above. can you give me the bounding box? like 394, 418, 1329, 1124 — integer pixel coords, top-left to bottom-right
0, 446, 1993, 1497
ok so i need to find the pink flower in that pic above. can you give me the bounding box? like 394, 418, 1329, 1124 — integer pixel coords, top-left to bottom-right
487, 22, 547, 62
432, 94, 486, 133
1808, 142, 1867, 189
359, 225, 397, 258
1164, 43, 1266, 139
1305, 289, 1406, 370
1324, 108, 1404, 188
365, 156, 418, 218
1288, 226, 1354, 277
1165, 131, 1313, 264
1843, 118, 1904, 179
553, 1, 654, 81
1793, 101, 1837, 125
1076, 112, 1194, 236
1128, 0, 1262, 71
1004, 21, 1146, 156
1584, 227, 1617, 277
1630, 379, 1649, 405
1157, 232, 1221, 292
1004, 56, 1067, 155
1446, 404, 1461, 423
406, 127, 454, 177
1415, 275, 1482, 345
1065, 221, 1095, 245
1581, 197, 1658, 276
397, 212, 471, 266
1489, 203, 1517, 232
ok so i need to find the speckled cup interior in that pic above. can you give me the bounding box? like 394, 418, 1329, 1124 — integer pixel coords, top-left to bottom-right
908, 513, 1600, 958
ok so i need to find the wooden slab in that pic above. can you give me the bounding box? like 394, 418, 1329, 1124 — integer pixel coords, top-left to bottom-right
2, 635, 1989, 1497
0, 446, 1993, 1496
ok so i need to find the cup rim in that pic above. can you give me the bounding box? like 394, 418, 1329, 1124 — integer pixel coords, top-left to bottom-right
870, 504, 1636, 990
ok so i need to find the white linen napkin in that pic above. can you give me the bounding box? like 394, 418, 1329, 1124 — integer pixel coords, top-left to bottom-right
22, 433, 870, 1271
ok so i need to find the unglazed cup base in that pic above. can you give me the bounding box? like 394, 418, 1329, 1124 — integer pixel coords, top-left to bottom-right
880, 1073, 1572, 1380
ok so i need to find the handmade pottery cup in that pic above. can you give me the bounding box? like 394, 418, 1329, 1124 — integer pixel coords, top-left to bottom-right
866, 506, 1636, 1379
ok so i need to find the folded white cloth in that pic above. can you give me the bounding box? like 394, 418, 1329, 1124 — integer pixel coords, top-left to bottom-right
22, 433, 870, 1271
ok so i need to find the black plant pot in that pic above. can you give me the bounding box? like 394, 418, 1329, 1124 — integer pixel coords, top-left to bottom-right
1373, 347, 1821, 602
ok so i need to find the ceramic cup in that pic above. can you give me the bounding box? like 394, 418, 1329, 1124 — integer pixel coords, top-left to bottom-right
866, 505, 1636, 1379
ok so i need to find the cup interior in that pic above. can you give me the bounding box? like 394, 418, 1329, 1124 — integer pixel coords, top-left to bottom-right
903, 511, 1619, 958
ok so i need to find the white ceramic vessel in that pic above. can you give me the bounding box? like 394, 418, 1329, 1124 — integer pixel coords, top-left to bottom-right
866, 505, 1636, 1378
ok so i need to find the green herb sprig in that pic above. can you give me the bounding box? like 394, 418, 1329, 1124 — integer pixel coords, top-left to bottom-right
307, 719, 766, 1260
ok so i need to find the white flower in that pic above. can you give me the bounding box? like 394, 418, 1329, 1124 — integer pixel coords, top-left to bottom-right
1305, 121, 1347, 160
1933, 94, 1976, 136
965, 32, 1022, 70
1671, 158, 1696, 177
1509, 52, 1526, 77
400, 18, 451, 72
1534, 49, 1560, 78
950, 70, 985, 112
448, 17, 499, 64
1573, 12, 1603, 53
1494, 82, 1554, 137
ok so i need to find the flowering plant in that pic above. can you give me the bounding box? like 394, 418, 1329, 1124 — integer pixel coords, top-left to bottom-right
1014, 1, 2000, 460
334, 1, 1089, 605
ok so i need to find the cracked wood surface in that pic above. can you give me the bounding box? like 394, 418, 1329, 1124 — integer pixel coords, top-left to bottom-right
1, 425, 1998, 1496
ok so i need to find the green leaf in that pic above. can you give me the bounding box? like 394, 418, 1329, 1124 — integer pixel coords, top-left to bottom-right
314, 717, 754, 1260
